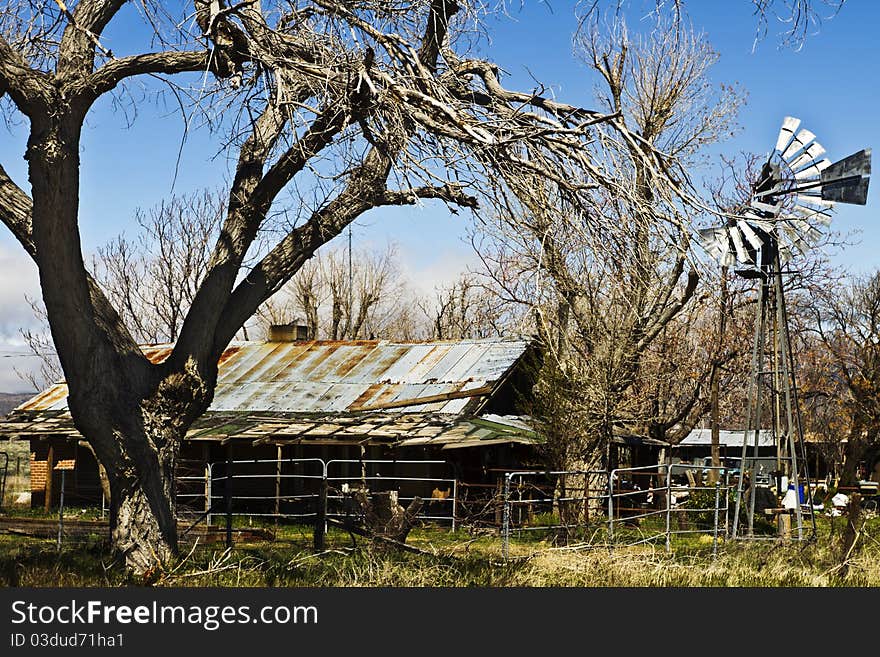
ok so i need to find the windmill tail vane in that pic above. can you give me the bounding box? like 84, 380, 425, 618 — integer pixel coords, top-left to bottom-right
698, 115, 872, 268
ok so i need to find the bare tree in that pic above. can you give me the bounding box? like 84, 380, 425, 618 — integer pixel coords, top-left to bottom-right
0, 1, 677, 571
804, 271, 880, 487
256, 242, 424, 340
94, 190, 223, 345
420, 273, 511, 340
475, 12, 743, 469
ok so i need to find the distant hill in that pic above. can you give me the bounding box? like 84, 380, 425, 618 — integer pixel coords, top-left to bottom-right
0, 392, 33, 417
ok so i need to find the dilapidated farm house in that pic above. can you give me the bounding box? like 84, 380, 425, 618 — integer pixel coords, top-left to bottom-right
1, 335, 547, 512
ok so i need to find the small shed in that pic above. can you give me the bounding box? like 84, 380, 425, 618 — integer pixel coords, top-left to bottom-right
672, 428, 779, 474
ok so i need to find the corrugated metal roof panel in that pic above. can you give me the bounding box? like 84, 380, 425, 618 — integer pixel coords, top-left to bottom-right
376, 344, 436, 383
419, 343, 479, 383
342, 342, 405, 382
459, 342, 530, 382
439, 343, 491, 382
11, 338, 531, 416
679, 429, 775, 448
18, 384, 69, 412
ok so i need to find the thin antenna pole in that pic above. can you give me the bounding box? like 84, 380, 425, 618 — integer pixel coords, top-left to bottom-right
348, 224, 353, 338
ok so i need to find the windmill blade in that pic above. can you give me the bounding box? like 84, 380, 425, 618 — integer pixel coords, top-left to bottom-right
747, 218, 775, 235
796, 195, 836, 210
789, 220, 823, 249
737, 220, 764, 251
775, 116, 801, 153
697, 226, 726, 247
788, 140, 826, 171
778, 223, 810, 256
794, 158, 831, 180
787, 220, 824, 245
720, 239, 734, 266
791, 205, 833, 226
697, 226, 729, 261
782, 129, 816, 161
750, 199, 783, 215
754, 181, 788, 199
728, 225, 752, 263
778, 244, 794, 264
819, 148, 872, 205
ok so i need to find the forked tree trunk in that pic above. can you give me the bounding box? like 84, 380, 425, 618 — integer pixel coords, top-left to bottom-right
71, 366, 208, 575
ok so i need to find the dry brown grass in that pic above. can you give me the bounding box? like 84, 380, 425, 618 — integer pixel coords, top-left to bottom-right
2, 515, 879, 587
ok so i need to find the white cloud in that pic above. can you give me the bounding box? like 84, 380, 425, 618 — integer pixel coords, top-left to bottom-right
398, 249, 480, 299
0, 243, 42, 391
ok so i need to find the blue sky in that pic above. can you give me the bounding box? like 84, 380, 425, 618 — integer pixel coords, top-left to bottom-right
1, 0, 878, 390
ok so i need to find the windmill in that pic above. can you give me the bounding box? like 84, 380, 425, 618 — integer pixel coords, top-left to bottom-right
697, 116, 871, 540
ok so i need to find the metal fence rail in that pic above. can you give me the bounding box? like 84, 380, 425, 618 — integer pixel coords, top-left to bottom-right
497, 463, 743, 559
325, 459, 457, 529
664, 464, 733, 556
205, 458, 326, 525
500, 469, 609, 559
608, 465, 670, 547
181, 458, 459, 547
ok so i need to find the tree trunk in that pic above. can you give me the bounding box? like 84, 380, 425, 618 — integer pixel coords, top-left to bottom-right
108, 460, 178, 575
840, 492, 863, 579
71, 364, 208, 575
90, 407, 186, 575
840, 423, 864, 488
353, 489, 423, 545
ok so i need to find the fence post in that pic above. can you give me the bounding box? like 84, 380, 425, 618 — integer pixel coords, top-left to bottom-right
665, 465, 672, 554
0, 452, 7, 511
607, 470, 615, 541
206, 463, 213, 526
501, 473, 511, 560
274, 446, 282, 521
452, 479, 458, 533
724, 471, 731, 537
314, 469, 328, 551
57, 469, 65, 551
713, 480, 721, 558
225, 455, 233, 549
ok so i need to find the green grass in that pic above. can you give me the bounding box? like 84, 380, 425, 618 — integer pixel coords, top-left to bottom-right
1, 513, 878, 587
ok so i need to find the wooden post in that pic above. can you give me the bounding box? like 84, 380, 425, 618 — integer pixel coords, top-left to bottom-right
777, 512, 792, 541
57, 469, 65, 550
44, 444, 54, 512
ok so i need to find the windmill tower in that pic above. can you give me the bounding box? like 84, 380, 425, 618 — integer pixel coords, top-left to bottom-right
698, 116, 871, 540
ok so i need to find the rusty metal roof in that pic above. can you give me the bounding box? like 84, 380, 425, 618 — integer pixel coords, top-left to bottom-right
12, 338, 532, 416
0, 408, 539, 449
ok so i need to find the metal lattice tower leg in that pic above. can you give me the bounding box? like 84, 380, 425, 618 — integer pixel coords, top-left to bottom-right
731, 249, 815, 541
